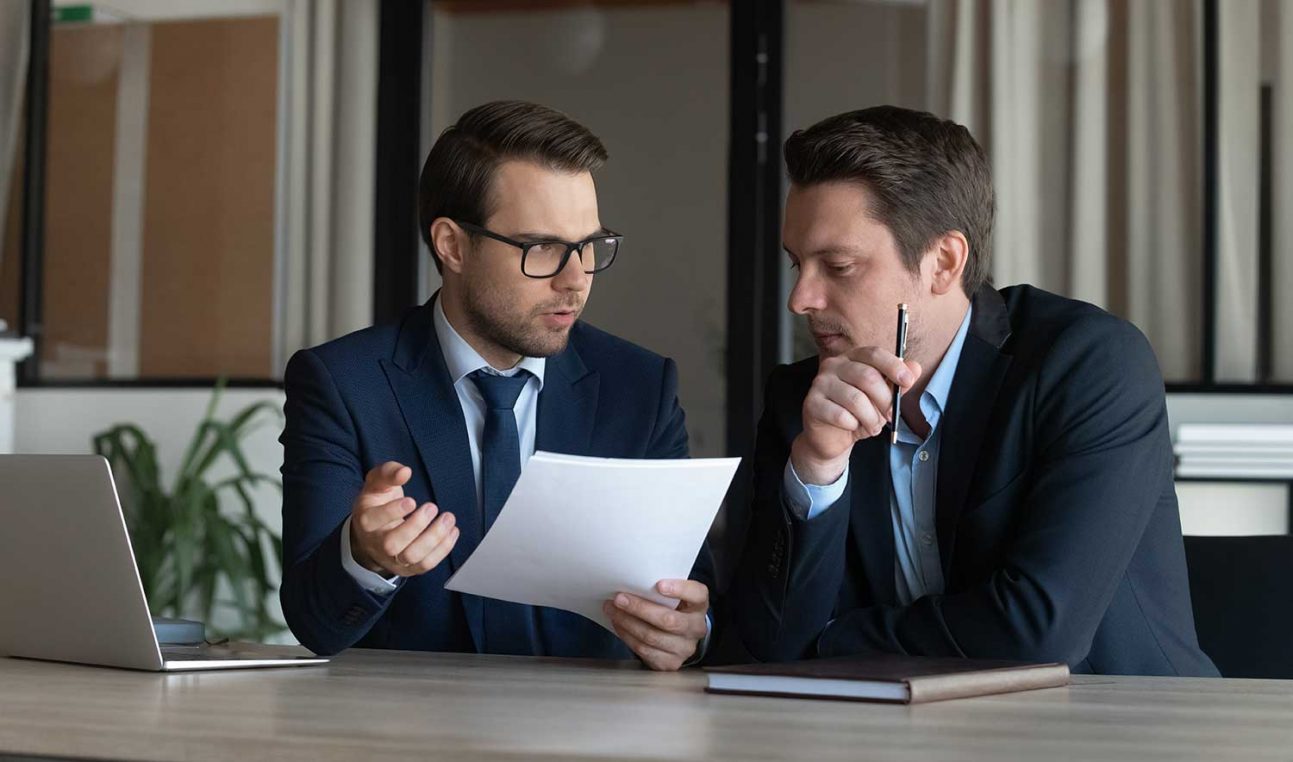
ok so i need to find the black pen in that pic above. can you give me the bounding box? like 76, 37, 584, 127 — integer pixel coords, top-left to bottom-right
891, 303, 908, 444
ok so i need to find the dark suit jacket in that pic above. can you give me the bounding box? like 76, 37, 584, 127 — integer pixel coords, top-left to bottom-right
727, 285, 1218, 676
279, 298, 707, 657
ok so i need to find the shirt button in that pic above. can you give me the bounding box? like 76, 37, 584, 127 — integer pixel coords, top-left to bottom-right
921, 532, 935, 546
918, 450, 930, 462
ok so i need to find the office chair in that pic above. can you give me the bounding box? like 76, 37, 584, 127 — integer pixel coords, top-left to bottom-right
1183, 534, 1293, 679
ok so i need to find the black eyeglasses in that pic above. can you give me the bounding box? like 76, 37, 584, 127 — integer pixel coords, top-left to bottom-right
455, 221, 621, 279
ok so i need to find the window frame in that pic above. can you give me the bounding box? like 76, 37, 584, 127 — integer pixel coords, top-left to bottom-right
16, 0, 1289, 402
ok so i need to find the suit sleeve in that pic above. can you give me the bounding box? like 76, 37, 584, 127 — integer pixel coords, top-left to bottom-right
279, 349, 402, 655
818, 315, 1175, 666
724, 365, 853, 662
648, 357, 689, 459
644, 357, 721, 631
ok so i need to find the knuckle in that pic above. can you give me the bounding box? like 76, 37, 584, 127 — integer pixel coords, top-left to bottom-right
380, 539, 402, 558
663, 613, 682, 632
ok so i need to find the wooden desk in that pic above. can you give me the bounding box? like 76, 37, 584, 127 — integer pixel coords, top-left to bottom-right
2, 648, 1292, 761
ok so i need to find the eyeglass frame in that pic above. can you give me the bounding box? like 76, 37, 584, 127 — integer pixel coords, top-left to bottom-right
453, 220, 622, 279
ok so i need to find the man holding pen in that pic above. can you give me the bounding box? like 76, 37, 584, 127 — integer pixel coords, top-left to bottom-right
726, 106, 1217, 676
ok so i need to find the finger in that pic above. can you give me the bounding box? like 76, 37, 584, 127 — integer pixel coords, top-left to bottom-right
608, 616, 678, 671
618, 630, 680, 672
356, 496, 421, 533
804, 390, 862, 433
818, 375, 886, 435
365, 461, 411, 493
611, 592, 702, 638
604, 603, 690, 669
400, 512, 458, 568
656, 579, 709, 610
355, 466, 410, 513
378, 502, 437, 561
403, 526, 459, 576
606, 605, 696, 663
834, 361, 896, 416
848, 347, 918, 389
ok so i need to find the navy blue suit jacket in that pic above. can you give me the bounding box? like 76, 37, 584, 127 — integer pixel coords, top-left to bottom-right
727, 285, 1218, 676
279, 298, 706, 657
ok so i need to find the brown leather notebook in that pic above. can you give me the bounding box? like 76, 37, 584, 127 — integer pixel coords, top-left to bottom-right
704, 655, 1071, 704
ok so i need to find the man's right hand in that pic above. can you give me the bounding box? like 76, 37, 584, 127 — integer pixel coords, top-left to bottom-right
349, 461, 459, 577
790, 347, 922, 485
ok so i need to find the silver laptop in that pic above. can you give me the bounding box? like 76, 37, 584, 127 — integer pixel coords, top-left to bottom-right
0, 454, 327, 671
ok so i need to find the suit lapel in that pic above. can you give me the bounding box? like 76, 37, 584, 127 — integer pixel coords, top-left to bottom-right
535, 332, 599, 455
934, 286, 1013, 574
379, 295, 485, 650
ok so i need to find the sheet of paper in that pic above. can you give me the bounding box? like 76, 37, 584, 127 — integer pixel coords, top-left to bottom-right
444, 451, 740, 632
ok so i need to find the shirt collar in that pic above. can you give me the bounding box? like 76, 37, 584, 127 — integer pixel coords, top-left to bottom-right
433, 297, 546, 390
896, 304, 973, 442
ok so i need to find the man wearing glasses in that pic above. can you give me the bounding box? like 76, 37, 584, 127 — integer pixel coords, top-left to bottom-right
279, 101, 711, 670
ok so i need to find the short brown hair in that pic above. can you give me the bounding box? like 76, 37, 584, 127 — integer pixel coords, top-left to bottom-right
417, 100, 608, 273
784, 106, 994, 295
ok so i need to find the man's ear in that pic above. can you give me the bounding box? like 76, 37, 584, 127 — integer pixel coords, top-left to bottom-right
928, 231, 969, 296
431, 218, 469, 275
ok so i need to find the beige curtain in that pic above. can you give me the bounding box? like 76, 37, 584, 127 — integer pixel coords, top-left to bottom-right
1212, 0, 1291, 382
1216, 0, 1260, 382
0, 3, 29, 274
925, 0, 1202, 381
1271, 0, 1293, 380
276, 0, 378, 371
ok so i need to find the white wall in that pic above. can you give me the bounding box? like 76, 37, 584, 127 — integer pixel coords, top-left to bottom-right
16, 388, 1285, 552
14, 387, 292, 640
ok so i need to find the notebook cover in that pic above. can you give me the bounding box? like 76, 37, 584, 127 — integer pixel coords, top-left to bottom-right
704, 654, 1071, 704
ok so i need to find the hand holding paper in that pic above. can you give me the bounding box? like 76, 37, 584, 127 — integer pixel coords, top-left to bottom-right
604, 578, 710, 671
444, 451, 740, 647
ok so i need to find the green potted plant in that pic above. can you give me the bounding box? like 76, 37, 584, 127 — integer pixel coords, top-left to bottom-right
92, 380, 285, 640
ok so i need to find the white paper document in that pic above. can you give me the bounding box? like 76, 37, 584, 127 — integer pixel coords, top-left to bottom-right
444, 451, 741, 632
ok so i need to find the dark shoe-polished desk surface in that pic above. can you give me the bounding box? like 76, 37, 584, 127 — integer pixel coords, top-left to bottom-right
2, 647, 1292, 761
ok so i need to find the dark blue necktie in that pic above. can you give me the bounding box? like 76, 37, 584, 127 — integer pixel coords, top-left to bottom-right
469, 369, 536, 654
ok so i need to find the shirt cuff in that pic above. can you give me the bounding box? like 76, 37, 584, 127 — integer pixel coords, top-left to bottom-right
683, 612, 713, 667
782, 459, 850, 521
339, 515, 401, 594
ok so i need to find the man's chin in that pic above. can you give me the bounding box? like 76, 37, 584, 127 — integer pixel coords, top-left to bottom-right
513, 326, 573, 359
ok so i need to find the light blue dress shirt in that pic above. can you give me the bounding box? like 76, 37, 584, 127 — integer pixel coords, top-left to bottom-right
341, 299, 545, 594
783, 305, 974, 605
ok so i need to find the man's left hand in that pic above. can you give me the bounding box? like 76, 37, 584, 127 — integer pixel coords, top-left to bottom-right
604, 579, 709, 671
